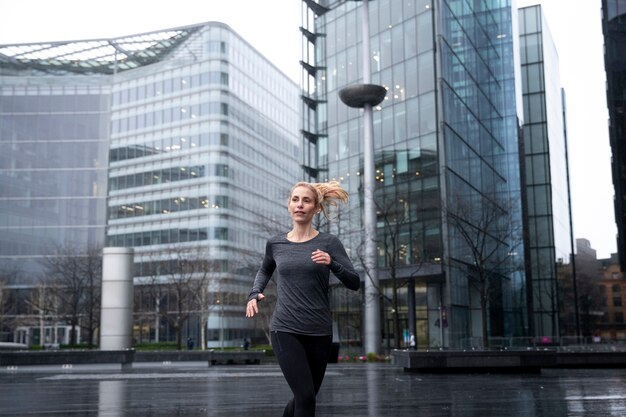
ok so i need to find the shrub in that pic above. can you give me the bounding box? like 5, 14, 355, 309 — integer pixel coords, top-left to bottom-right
133, 341, 178, 351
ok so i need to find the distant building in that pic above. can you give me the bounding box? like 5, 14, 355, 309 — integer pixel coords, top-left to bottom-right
559, 238, 626, 342
602, 0, 626, 271
558, 238, 599, 339
0, 22, 301, 346
598, 252, 626, 340
577, 238, 598, 259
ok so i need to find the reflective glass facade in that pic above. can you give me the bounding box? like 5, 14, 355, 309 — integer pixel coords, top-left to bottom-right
519, 5, 572, 339
0, 79, 110, 283
302, 0, 527, 349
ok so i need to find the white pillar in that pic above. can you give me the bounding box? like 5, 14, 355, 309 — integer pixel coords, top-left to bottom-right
100, 247, 134, 351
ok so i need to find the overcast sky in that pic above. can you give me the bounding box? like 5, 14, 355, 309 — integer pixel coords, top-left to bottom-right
0, 0, 616, 258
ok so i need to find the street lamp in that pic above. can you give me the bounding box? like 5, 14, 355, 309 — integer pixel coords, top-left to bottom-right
216, 298, 224, 349
338, 0, 386, 355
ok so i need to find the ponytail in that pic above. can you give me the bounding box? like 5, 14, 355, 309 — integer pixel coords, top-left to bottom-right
289, 181, 349, 219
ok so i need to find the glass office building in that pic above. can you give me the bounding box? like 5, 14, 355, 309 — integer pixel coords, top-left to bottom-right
519, 5, 573, 339
0, 53, 111, 283
602, 0, 626, 271
301, 0, 527, 349
106, 23, 301, 346
0, 22, 301, 346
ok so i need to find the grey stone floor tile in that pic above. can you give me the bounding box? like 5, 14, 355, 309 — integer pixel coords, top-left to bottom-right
1, 363, 626, 416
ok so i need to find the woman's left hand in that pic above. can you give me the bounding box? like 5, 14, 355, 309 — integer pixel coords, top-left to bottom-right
312, 249, 331, 265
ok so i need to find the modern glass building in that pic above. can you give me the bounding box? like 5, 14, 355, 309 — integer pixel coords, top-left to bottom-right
105, 23, 301, 347
301, 0, 527, 349
602, 0, 626, 271
0, 22, 301, 346
0, 47, 111, 284
519, 5, 573, 339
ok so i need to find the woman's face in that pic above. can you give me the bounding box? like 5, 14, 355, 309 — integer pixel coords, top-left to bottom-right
288, 186, 318, 225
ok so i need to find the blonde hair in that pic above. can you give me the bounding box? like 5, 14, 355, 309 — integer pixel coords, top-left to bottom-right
289, 181, 349, 219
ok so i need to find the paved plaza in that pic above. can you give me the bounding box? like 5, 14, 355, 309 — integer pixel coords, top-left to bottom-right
2, 362, 626, 416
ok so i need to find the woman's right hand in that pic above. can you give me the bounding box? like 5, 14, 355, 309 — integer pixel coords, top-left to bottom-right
245, 293, 265, 317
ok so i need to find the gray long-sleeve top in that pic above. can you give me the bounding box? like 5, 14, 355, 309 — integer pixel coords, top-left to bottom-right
248, 232, 360, 336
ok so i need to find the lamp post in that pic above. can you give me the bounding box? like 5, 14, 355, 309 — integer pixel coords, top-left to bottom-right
216, 298, 224, 349
338, 0, 386, 354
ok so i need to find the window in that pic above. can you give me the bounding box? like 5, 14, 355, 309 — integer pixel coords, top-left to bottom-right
522, 6, 540, 34
214, 195, 229, 208
404, 17, 417, 58
215, 164, 229, 177
214, 227, 229, 240
613, 285, 623, 307
523, 33, 542, 64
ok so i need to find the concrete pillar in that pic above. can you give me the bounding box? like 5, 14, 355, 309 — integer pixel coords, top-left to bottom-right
100, 247, 134, 351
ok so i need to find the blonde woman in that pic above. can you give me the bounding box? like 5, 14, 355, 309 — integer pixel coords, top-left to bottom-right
246, 181, 360, 417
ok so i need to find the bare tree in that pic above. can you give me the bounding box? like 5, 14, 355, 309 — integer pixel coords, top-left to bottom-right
0, 273, 15, 342
137, 259, 167, 345
23, 281, 56, 346
138, 244, 257, 350
558, 252, 604, 339
374, 196, 428, 349
378, 197, 404, 349
81, 248, 102, 348
243, 268, 277, 344
133, 286, 156, 344
238, 209, 290, 345
195, 283, 210, 349
156, 246, 215, 350
337, 192, 428, 350
42, 246, 102, 346
445, 194, 523, 349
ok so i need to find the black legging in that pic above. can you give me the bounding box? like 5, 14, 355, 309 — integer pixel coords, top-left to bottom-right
271, 331, 333, 417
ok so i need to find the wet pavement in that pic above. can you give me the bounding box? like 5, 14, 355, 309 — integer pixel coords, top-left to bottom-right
2, 362, 626, 416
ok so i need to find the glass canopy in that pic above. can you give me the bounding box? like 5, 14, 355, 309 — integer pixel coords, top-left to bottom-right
0, 24, 202, 75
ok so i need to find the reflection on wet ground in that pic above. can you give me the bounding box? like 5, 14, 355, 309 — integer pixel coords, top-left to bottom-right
1, 363, 626, 416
